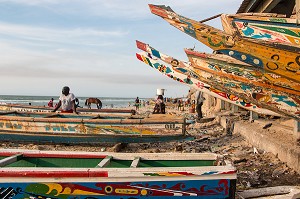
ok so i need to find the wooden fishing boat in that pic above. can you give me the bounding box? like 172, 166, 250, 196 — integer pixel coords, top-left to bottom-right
0, 149, 236, 199
135, 42, 279, 116
185, 49, 300, 94
0, 111, 188, 144
185, 49, 300, 119
221, 13, 300, 46
136, 41, 300, 119
149, 4, 300, 83
0, 103, 136, 116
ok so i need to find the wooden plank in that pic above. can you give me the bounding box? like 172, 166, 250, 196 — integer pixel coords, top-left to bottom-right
130, 157, 140, 168
0, 154, 22, 167
257, 0, 281, 13
43, 114, 61, 118
96, 155, 112, 168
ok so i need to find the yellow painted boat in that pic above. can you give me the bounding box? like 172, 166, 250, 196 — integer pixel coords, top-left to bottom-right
149, 4, 300, 83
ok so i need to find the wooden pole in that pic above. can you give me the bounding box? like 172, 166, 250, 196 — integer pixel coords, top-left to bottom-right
296, 0, 300, 24
199, 14, 222, 23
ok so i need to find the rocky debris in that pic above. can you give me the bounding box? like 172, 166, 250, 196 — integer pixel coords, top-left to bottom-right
263, 123, 273, 129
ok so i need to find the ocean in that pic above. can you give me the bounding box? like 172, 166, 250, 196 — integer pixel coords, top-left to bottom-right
0, 95, 146, 109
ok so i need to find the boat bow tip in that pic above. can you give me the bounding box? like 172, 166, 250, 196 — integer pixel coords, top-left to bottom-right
136, 40, 147, 51
148, 4, 174, 18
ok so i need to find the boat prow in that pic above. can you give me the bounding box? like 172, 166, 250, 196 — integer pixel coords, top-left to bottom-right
148, 4, 300, 83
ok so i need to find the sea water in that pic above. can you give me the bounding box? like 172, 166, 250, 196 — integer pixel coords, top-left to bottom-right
0, 95, 146, 109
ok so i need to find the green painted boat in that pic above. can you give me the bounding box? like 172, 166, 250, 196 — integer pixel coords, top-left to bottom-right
0, 111, 189, 144
0, 149, 236, 198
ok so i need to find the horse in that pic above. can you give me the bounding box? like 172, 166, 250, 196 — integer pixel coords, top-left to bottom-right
85, 98, 102, 109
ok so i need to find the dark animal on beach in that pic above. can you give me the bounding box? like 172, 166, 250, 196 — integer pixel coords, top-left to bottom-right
85, 98, 102, 109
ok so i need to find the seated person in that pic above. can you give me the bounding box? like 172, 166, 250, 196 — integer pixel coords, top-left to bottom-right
153, 95, 165, 114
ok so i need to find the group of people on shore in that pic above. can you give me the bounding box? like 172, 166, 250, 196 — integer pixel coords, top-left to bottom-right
133, 97, 150, 111
49, 86, 204, 120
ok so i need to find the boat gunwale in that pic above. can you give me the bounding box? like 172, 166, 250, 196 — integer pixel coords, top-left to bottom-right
0, 149, 219, 160
0, 104, 135, 113
0, 114, 185, 124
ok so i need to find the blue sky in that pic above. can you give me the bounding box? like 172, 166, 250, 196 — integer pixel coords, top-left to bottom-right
0, 0, 241, 98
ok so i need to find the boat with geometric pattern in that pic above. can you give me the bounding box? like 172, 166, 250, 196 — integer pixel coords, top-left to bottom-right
149, 4, 300, 83
135, 41, 279, 116
0, 149, 236, 198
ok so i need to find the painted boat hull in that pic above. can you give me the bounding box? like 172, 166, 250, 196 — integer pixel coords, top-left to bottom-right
185, 50, 300, 95
136, 41, 300, 119
0, 104, 136, 115
0, 149, 236, 198
221, 13, 300, 46
0, 111, 188, 144
149, 4, 300, 83
185, 49, 300, 119
135, 47, 279, 116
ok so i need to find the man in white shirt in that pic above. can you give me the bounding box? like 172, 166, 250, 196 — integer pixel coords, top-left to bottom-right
52, 86, 77, 114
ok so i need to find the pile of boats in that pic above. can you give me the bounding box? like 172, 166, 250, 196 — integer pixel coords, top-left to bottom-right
4, 2, 300, 198
0, 103, 190, 145
136, 4, 300, 120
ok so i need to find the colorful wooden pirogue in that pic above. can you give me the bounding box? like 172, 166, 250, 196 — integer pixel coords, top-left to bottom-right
185, 49, 300, 95
136, 41, 300, 119
148, 4, 300, 83
135, 41, 279, 116
0, 111, 188, 144
0, 149, 236, 199
185, 49, 300, 119
221, 13, 300, 46
0, 103, 136, 116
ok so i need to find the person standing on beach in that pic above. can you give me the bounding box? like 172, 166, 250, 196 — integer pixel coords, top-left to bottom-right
195, 90, 205, 120
48, 98, 54, 107
52, 86, 77, 114
135, 97, 140, 111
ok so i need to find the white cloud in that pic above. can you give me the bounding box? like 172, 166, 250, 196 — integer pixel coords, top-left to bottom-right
0, 0, 243, 97
0, 22, 127, 45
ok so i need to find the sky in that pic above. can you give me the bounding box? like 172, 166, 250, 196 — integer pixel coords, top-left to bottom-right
0, 0, 242, 98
